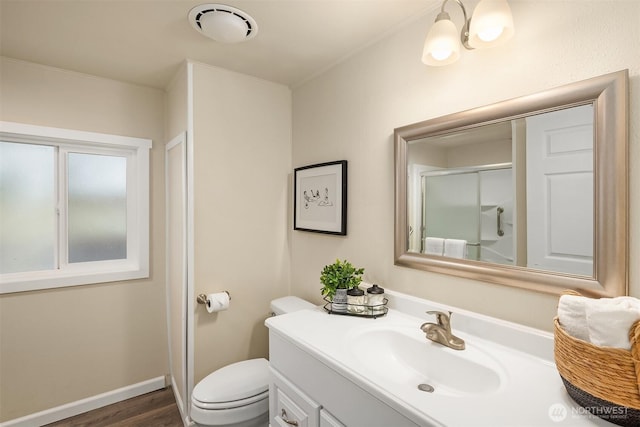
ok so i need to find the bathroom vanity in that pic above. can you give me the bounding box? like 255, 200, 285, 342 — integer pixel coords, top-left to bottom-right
265, 288, 612, 426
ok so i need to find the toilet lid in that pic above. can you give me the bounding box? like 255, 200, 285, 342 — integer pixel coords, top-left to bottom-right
192, 358, 270, 404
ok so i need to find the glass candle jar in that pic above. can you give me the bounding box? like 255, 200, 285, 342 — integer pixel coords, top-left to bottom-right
366, 284, 385, 315
347, 287, 366, 314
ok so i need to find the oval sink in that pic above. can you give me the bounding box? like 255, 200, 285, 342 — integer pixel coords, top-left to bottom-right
347, 326, 507, 397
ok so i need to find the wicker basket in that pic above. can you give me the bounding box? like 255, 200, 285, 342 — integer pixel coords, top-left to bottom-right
554, 291, 640, 426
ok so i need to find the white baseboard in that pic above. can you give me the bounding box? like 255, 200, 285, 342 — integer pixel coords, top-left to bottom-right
0, 376, 166, 427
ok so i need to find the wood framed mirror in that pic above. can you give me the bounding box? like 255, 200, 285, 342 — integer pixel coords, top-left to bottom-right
394, 70, 628, 297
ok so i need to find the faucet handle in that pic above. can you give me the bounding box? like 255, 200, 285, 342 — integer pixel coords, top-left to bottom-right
425, 310, 452, 328
426, 310, 451, 317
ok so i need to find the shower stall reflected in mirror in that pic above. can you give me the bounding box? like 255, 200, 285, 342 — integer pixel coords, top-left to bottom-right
417, 165, 514, 265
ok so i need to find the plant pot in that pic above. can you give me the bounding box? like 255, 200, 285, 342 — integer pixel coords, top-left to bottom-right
331, 288, 348, 313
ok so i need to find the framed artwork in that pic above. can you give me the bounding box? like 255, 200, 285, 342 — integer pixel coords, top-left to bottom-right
294, 160, 347, 235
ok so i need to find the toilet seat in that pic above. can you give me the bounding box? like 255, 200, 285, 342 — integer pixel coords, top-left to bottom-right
192, 389, 268, 410
192, 358, 269, 409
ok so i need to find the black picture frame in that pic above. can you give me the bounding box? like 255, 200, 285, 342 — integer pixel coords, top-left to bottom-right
293, 160, 347, 235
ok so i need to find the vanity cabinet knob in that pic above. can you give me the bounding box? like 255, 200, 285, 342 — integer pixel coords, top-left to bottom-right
281, 408, 299, 426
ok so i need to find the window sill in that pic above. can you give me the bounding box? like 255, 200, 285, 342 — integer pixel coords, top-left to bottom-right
0, 262, 149, 294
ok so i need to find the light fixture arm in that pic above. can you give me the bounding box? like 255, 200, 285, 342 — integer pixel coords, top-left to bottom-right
439, 0, 474, 50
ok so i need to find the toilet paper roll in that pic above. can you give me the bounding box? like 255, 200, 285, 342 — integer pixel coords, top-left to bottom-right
206, 292, 230, 313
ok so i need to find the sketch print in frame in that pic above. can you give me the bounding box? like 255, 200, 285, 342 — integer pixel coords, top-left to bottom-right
294, 160, 347, 235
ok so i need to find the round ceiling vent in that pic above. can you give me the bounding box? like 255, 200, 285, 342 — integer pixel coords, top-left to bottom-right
188, 4, 258, 43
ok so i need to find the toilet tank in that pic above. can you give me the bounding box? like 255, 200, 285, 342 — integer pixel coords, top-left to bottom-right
270, 296, 314, 316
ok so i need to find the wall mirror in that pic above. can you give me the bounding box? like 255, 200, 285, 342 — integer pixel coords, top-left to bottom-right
394, 70, 628, 297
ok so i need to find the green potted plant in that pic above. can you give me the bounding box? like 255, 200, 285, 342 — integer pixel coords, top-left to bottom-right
320, 259, 364, 313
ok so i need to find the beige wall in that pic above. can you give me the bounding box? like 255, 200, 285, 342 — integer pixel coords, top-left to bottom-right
291, 0, 640, 331
190, 62, 291, 383
0, 57, 168, 422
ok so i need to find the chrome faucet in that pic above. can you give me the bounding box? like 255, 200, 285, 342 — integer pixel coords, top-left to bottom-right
420, 310, 465, 350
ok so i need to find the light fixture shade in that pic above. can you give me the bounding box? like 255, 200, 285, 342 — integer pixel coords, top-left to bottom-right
422, 17, 461, 66
468, 0, 514, 48
199, 12, 249, 43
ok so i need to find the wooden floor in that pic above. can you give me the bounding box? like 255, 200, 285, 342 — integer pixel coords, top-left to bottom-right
44, 387, 183, 427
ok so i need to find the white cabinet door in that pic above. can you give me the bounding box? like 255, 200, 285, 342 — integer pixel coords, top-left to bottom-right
525, 104, 594, 276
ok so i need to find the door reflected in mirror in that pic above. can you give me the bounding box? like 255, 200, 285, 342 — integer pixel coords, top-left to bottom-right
407, 104, 594, 278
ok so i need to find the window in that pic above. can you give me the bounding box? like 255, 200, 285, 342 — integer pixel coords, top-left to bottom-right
0, 122, 151, 293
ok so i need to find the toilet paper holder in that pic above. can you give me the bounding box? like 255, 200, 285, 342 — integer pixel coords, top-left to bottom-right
197, 291, 231, 305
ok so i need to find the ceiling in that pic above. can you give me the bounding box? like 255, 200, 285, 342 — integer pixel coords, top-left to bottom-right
0, 0, 438, 90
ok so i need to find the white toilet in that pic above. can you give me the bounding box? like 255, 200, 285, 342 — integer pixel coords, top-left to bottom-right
190, 296, 314, 427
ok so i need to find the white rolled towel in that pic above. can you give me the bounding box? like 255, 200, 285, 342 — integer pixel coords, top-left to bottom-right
586, 296, 640, 350
424, 237, 444, 255
557, 294, 590, 342
444, 239, 467, 259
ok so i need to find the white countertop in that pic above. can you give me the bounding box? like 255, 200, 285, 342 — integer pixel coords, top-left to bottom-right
266, 290, 614, 427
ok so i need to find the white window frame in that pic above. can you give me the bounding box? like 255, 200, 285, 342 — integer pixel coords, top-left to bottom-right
0, 121, 151, 294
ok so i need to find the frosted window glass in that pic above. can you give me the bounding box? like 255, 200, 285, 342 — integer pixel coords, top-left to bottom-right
68, 153, 127, 263
0, 142, 56, 273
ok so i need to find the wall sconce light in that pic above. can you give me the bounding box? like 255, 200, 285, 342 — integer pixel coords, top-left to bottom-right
422, 0, 514, 66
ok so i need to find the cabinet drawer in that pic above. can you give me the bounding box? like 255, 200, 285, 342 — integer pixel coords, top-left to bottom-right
274, 388, 310, 427
270, 368, 320, 427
